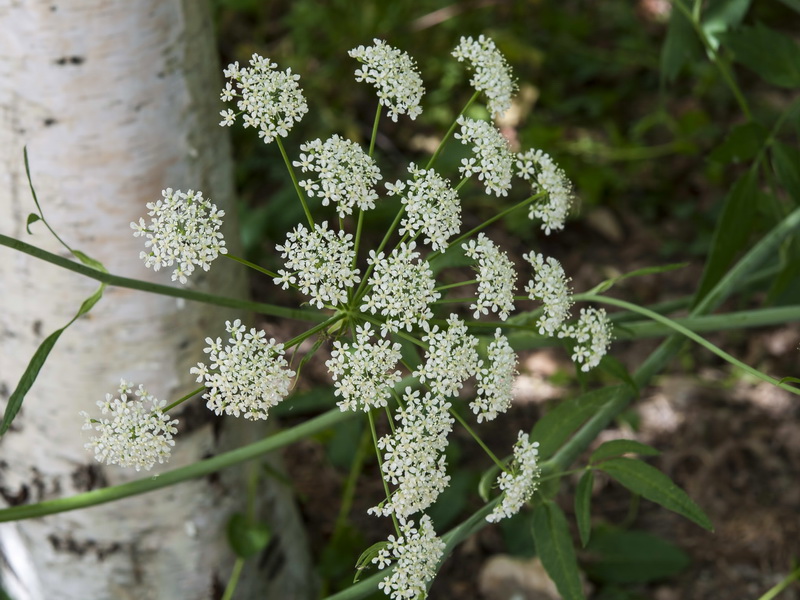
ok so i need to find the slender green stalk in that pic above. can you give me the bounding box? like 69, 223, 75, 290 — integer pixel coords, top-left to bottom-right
583, 293, 800, 396
0, 234, 325, 323
23, 147, 75, 255
756, 564, 800, 600
425, 90, 480, 170
331, 423, 371, 539
221, 558, 245, 600
369, 103, 382, 158
284, 313, 345, 349
351, 207, 405, 302
164, 386, 205, 412
435, 280, 477, 292
224, 253, 279, 278
451, 409, 506, 471
276, 136, 315, 228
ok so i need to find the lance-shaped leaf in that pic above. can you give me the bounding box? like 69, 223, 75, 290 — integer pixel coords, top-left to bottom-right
531, 500, 585, 600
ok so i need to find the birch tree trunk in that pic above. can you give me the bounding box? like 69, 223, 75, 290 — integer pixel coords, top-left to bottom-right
0, 2, 314, 598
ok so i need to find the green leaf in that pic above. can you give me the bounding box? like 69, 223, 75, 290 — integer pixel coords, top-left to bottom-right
694, 169, 758, 305
709, 121, 768, 164
721, 23, 800, 88
590, 440, 660, 464
598, 458, 713, 531
71, 250, 107, 273
354, 541, 389, 583
597, 356, 639, 394
583, 526, 690, 583
660, 7, 701, 85
478, 461, 503, 503
588, 262, 688, 295
25, 213, 41, 234
575, 470, 594, 547
0, 284, 105, 438
702, 0, 752, 49
531, 500, 585, 600
532, 386, 623, 459
226, 513, 271, 559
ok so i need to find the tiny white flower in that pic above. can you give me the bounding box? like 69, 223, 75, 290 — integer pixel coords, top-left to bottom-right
462, 233, 517, 320
190, 319, 295, 420
389, 163, 461, 252
326, 323, 403, 412
472, 329, 517, 423
349, 39, 425, 121
81, 380, 178, 472
414, 314, 481, 398
517, 149, 574, 234
131, 188, 227, 284
452, 35, 517, 118
374, 514, 445, 600
455, 116, 514, 197
220, 53, 308, 144
361, 242, 440, 335
486, 431, 541, 523
523, 252, 573, 336
294, 135, 382, 218
558, 307, 613, 372
276, 221, 360, 309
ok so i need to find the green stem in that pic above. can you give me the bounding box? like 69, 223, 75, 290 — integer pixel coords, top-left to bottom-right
367, 410, 400, 535
331, 422, 371, 540
369, 103, 382, 158
451, 408, 506, 471
426, 90, 480, 170
224, 253, 279, 278
756, 564, 800, 600
0, 234, 325, 323
221, 558, 245, 600
164, 386, 205, 412
435, 280, 477, 292
276, 136, 315, 229
284, 313, 345, 349
352, 207, 406, 302
582, 293, 800, 396
23, 147, 75, 255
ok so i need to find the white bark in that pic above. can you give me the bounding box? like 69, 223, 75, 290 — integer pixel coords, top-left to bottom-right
0, 2, 313, 599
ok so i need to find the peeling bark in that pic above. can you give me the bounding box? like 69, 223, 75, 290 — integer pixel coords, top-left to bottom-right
0, 2, 314, 598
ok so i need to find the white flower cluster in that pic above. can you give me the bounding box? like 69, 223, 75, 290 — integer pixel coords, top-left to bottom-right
472, 330, 517, 423
456, 116, 514, 197
80, 380, 178, 472
294, 135, 382, 218
387, 164, 461, 252
190, 320, 294, 420
349, 39, 425, 122
517, 149, 574, 234
374, 515, 445, 600
131, 188, 226, 284
452, 35, 517, 118
326, 323, 403, 412
372, 388, 453, 519
559, 307, 613, 372
524, 252, 574, 336
486, 431, 541, 523
414, 315, 481, 398
361, 242, 440, 334
219, 54, 308, 144
276, 222, 360, 309
462, 233, 517, 320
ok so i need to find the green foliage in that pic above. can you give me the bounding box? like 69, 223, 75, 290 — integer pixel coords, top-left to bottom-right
531, 500, 586, 600
227, 512, 272, 558
590, 440, 660, 464
574, 470, 594, 547
721, 22, 800, 88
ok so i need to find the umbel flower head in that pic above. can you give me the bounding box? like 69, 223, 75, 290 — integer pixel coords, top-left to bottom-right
326, 323, 403, 412
559, 307, 613, 372
387, 163, 461, 252
524, 252, 574, 336
220, 53, 308, 144
131, 188, 226, 284
472, 329, 517, 423
275, 221, 360, 309
374, 514, 446, 600
80, 380, 178, 472
452, 35, 517, 118
486, 431, 541, 523
456, 116, 514, 197
517, 149, 575, 235
349, 39, 425, 121
462, 233, 517, 320
294, 134, 382, 218
414, 314, 481, 398
190, 319, 295, 420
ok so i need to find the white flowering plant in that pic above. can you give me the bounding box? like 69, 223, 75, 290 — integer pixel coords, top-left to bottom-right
2, 30, 800, 600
